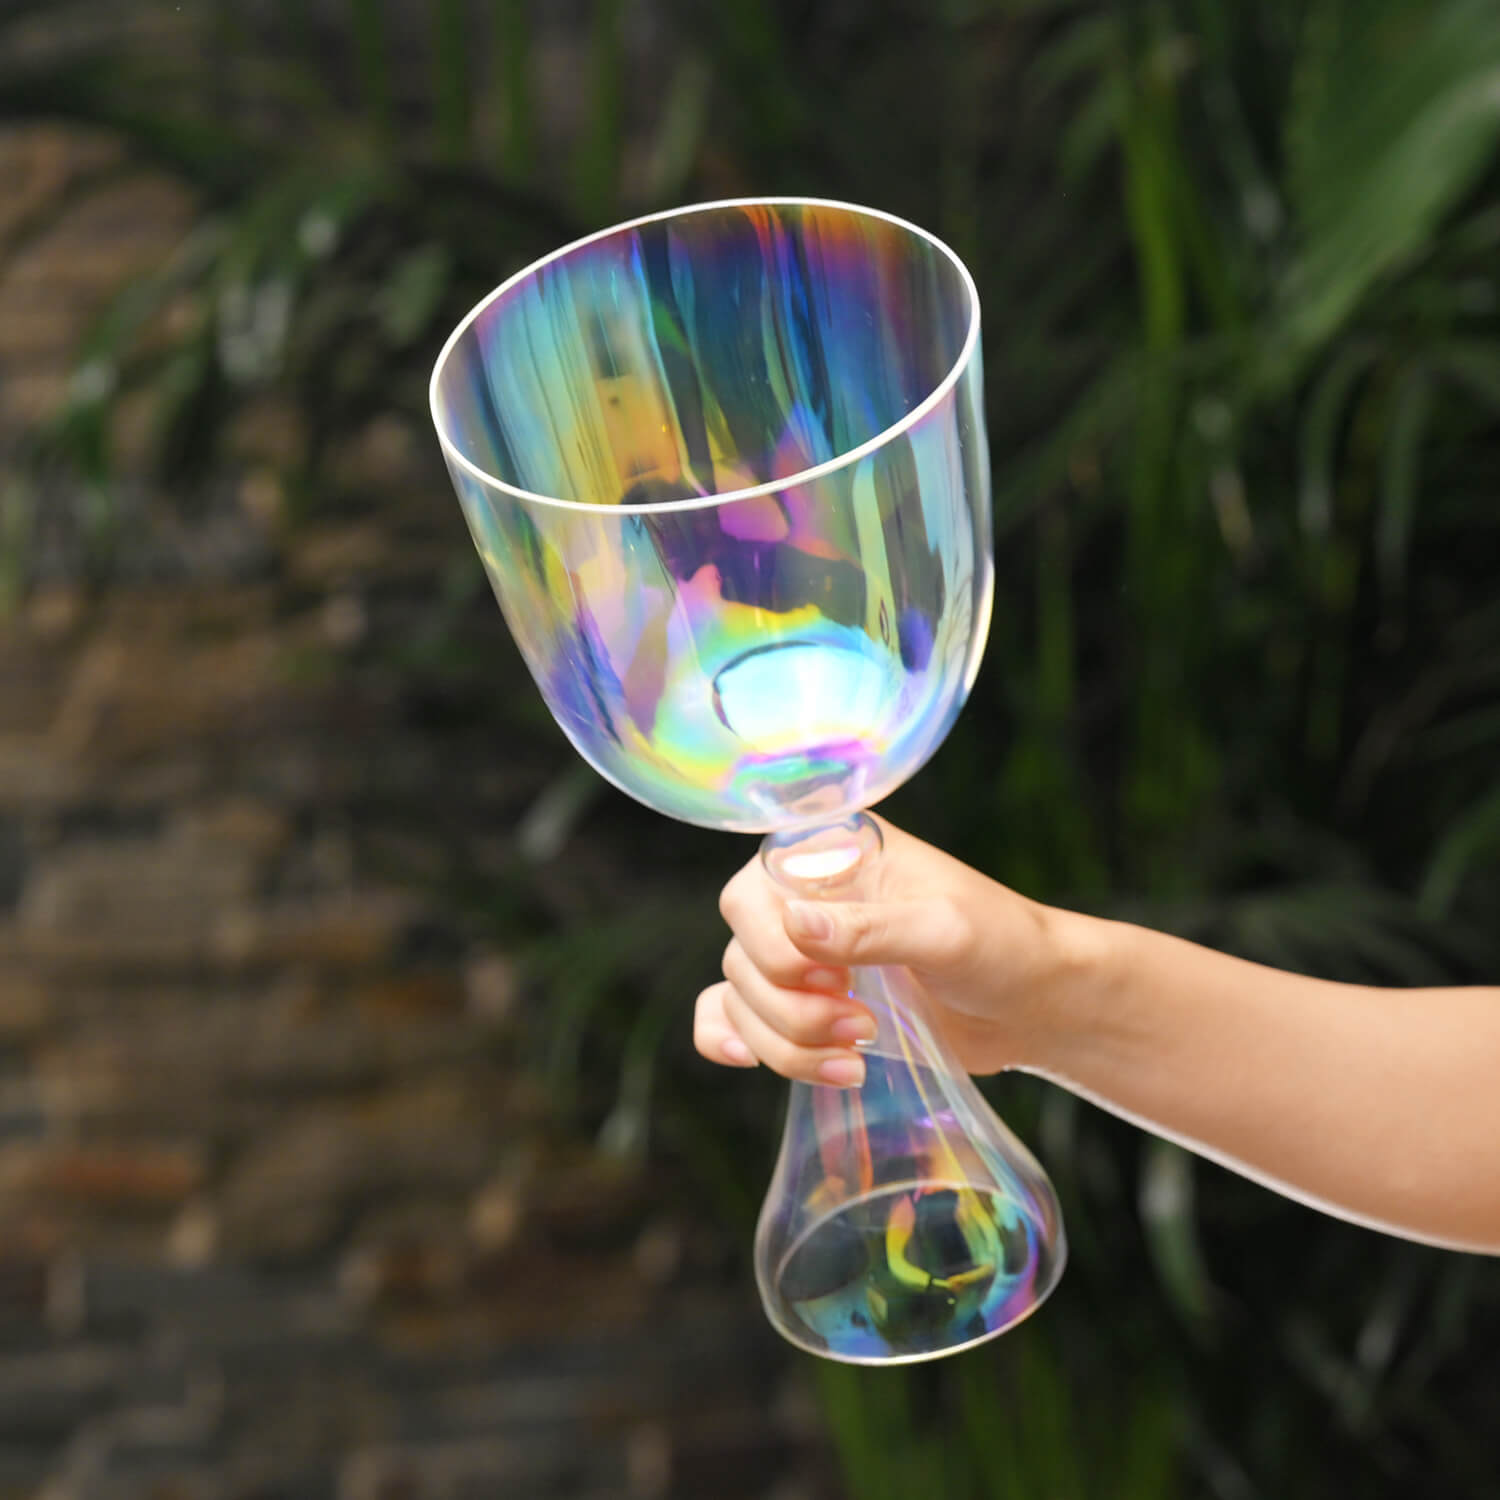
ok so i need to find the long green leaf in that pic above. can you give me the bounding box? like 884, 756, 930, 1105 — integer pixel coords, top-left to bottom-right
1139, 1138, 1218, 1345
1421, 780, 1500, 916
1376, 363, 1435, 598
1430, 340, 1500, 408
349, 0, 392, 141
432, 0, 471, 163
641, 53, 711, 203
573, 0, 623, 222
1299, 339, 1380, 535
1274, 0, 1500, 382
493, 0, 536, 181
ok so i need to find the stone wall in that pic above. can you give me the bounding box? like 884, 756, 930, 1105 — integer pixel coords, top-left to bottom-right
0, 124, 835, 1500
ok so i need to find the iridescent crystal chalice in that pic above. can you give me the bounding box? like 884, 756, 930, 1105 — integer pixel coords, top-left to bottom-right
430, 199, 1064, 1363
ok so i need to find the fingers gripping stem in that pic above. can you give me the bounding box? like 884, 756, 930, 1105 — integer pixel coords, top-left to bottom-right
760, 814, 910, 1060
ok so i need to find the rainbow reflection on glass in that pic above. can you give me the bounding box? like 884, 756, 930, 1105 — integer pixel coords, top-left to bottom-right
432, 199, 988, 830
756, 817, 1063, 1363
431, 199, 1065, 1362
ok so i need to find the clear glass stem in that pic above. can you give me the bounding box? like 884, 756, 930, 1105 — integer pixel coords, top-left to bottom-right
752, 814, 1066, 1365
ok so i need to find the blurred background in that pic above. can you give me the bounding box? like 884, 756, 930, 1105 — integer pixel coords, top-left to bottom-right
2, 0, 1499, 1496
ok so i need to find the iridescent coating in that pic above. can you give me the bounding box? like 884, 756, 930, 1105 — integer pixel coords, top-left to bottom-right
431, 201, 1066, 1367
762, 999, 1062, 1361
755, 821, 1064, 1364
431, 199, 991, 832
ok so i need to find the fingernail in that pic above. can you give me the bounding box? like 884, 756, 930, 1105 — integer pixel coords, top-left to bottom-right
817, 1055, 865, 1088
830, 1014, 876, 1046
804, 967, 847, 993
786, 901, 833, 941
721, 1035, 756, 1067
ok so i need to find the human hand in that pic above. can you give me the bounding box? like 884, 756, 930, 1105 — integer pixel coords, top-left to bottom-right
694, 815, 1100, 1087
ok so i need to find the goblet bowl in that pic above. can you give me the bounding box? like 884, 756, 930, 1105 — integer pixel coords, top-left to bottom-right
431, 199, 991, 832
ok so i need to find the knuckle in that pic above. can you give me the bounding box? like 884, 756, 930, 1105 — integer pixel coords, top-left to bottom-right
762, 946, 814, 990
836, 903, 870, 949
720, 989, 795, 1075
761, 1032, 808, 1078
848, 906, 885, 958
782, 994, 839, 1045
718, 868, 750, 925
930, 898, 977, 969
720, 939, 746, 986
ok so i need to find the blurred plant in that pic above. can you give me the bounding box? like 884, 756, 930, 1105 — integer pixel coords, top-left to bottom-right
0, 0, 710, 560
896, 1, 1500, 1495
816, 1328, 1179, 1500
675, 0, 1500, 1493
4, 1, 1500, 1496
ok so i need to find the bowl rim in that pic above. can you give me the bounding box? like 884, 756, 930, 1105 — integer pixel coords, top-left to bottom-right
428, 196, 981, 515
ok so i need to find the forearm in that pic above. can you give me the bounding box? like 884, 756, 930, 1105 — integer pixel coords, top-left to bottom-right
1030, 914, 1500, 1252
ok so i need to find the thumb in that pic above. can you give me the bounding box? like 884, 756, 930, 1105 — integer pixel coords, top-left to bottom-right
783, 897, 973, 973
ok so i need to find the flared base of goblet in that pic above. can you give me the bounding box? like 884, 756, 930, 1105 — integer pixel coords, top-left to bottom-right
763, 1176, 1058, 1366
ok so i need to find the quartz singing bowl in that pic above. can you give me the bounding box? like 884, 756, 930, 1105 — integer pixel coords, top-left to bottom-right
431, 198, 1064, 1363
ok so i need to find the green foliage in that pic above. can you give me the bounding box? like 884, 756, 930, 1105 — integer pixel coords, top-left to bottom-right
492, 0, 536, 181
816, 1328, 1178, 1500
1276, 0, 1500, 381
5, 1, 1500, 1496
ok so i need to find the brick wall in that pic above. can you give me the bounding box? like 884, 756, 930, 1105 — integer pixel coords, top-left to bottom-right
0, 124, 835, 1500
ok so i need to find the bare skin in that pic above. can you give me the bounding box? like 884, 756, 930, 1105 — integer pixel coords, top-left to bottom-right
695, 815, 1500, 1253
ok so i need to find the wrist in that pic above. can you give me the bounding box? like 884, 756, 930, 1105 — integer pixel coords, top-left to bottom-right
1021, 903, 1138, 1073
